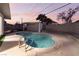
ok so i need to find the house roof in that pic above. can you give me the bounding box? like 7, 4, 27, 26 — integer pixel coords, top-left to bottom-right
0, 3, 11, 19
74, 20, 79, 23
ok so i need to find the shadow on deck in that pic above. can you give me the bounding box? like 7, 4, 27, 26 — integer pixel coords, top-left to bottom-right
0, 41, 23, 52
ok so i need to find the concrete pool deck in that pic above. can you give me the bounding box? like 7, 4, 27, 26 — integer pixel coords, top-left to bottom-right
0, 33, 79, 56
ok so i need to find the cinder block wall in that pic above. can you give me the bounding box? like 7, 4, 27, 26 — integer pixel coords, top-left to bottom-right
46, 22, 79, 34
27, 22, 79, 34
27, 23, 39, 32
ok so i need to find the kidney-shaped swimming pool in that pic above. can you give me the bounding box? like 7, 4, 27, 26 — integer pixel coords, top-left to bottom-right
16, 32, 55, 48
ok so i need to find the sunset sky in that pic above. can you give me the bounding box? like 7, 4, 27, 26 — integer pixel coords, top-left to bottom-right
9, 3, 79, 24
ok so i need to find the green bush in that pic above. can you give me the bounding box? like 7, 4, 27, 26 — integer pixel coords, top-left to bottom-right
0, 35, 5, 46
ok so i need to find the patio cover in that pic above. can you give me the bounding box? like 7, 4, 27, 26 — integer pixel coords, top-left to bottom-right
0, 3, 11, 19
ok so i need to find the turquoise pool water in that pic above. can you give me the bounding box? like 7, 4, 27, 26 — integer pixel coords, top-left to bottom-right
16, 32, 55, 48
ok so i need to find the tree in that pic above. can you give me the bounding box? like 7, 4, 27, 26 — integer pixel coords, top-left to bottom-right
36, 14, 55, 31
57, 6, 79, 23
36, 14, 55, 25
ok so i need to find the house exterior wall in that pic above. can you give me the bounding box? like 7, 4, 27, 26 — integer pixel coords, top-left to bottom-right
0, 13, 4, 36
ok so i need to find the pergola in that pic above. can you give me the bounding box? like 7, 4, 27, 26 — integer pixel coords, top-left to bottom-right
0, 3, 11, 36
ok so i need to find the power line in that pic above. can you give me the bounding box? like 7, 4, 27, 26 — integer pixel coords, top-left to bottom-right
45, 3, 71, 15
38, 3, 53, 13
33, 4, 53, 18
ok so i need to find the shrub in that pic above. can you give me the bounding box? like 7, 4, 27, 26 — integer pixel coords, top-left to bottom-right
0, 35, 5, 46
